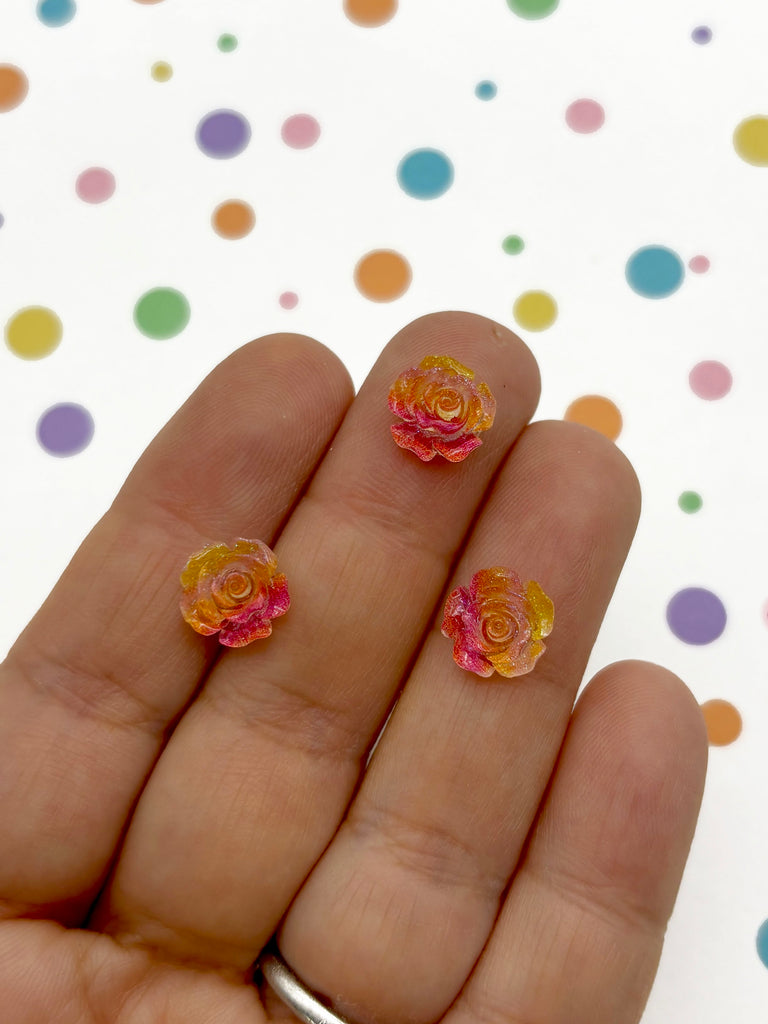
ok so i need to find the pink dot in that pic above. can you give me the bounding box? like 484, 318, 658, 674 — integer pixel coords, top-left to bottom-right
281, 114, 321, 149
565, 99, 605, 134
279, 291, 299, 309
689, 360, 732, 400
75, 167, 116, 203
689, 255, 710, 273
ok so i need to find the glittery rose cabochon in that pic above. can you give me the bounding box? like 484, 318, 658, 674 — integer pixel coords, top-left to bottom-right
180, 538, 289, 647
441, 567, 554, 677
388, 354, 496, 462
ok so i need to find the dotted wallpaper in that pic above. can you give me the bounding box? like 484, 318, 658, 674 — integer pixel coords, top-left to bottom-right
2, 0, 768, 1018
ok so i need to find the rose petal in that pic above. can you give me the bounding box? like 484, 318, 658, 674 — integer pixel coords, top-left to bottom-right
391, 423, 436, 461
453, 644, 494, 677
219, 613, 273, 647
266, 574, 291, 620
525, 579, 555, 638
420, 354, 475, 380
432, 434, 482, 462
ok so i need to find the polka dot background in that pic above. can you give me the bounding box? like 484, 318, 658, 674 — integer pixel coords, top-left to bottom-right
1, 1, 768, 1019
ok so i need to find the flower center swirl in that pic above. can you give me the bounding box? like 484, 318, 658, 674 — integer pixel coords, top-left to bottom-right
212, 564, 263, 611
480, 606, 518, 647
424, 383, 467, 423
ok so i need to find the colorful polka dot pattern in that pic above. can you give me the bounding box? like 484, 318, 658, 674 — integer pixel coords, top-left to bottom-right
2, 5, 766, 1007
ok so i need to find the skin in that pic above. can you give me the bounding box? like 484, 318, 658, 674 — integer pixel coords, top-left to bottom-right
0, 311, 707, 1024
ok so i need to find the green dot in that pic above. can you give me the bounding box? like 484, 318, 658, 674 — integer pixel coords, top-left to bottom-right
503, 234, 525, 255
678, 491, 703, 513
506, 0, 559, 18
218, 34, 238, 52
134, 287, 190, 340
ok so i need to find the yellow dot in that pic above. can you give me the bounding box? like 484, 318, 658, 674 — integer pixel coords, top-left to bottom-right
564, 395, 623, 441
354, 249, 412, 302
700, 699, 742, 746
513, 290, 558, 331
734, 115, 768, 166
151, 62, 173, 82
5, 306, 62, 360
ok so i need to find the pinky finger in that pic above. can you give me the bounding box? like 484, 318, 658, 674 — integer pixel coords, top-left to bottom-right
444, 660, 708, 1024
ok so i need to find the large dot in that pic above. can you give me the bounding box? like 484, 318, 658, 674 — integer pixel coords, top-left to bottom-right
506, 0, 559, 17
279, 292, 299, 310
678, 490, 703, 513
564, 395, 622, 441
691, 26, 712, 44
513, 290, 558, 331
76, 167, 115, 203
134, 287, 190, 339
5, 306, 62, 359
666, 587, 727, 645
218, 33, 238, 52
397, 149, 454, 199
151, 61, 173, 82
502, 234, 525, 255
37, 403, 94, 456
626, 245, 684, 298
757, 920, 768, 969
700, 700, 742, 746
212, 200, 255, 239
734, 116, 768, 166
475, 81, 497, 101
344, 0, 397, 26
37, 0, 76, 26
689, 360, 732, 400
281, 114, 321, 149
196, 109, 251, 159
565, 99, 605, 134
0, 64, 29, 112
354, 250, 412, 301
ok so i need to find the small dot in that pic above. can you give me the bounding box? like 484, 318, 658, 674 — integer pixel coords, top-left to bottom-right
0, 64, 29, 112
689, 360, 732, 400
513, 290, 558, 331
700, 700, 742, 746
151, 61, 173, 82
502, 235, 525, 255
564, 395, 622, 441
76, 167, 116, 204
344, 0, 397, 26
281, 114, 321, 149
354, 249, 412, 302
0, 213, 5, 228
734, 115, 768, 167
196, 109, 251, 159
134, 287, 190, 340
689, 255, 710, 273
756, 919, 768, 969
218, 33, 238, 52
506, 0, 559, 18
5, 306, 62, 360
626, 245, 684, 299
666, 587, 726, 645
475, 81, 497, 101
37, 403, 94, 457
212, 200, 255, 239
36, 0, 76, 27
678, 490, 703, 513
691, 26, 712, 44
565, 98, 605, 134
397, 148, 454, 200
279, 292, 299, 310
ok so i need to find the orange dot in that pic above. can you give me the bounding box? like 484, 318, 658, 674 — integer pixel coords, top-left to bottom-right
212, 200, 256, 239
0, 65, 29, 113
354, 249, 411, 302
564, 395, 623, 441
344, 0, 398, 27
700, 699, 742, 746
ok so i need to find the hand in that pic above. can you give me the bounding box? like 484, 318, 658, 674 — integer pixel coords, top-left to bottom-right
0, 312, 706, 1024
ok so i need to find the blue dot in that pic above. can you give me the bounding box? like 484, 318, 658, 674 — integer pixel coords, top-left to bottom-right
757, 919, 768, 968
37, 0, 76, 26
626, 245, 685, 299
475, 81, 497, 100
397, 149, 454, 200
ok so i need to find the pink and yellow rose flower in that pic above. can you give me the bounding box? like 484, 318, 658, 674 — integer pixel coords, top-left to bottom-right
180, 538, 289, 647
388, 355, 496, 462
441, 567, 554, 678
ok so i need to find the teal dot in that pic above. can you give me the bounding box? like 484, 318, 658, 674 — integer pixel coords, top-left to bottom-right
397, 149, 454, 200
626, 245, 684, 299
475, 81, 497, 100
37, 0, 76, 26
678, 491, 703, 513
757, 919, 768, 968
503, 234, 525, 255
218, 33, 238, 52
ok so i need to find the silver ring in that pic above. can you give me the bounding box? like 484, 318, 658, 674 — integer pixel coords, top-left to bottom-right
258, 942, 354, 1024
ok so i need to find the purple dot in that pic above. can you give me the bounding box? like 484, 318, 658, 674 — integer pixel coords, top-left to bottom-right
666, 587, 727, 645
196, 109, 251, 159
36, 403, 94, 457
692, 26, 712, 44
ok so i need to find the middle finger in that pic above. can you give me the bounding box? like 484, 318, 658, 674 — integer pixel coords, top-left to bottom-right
95, 311, 540, 967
